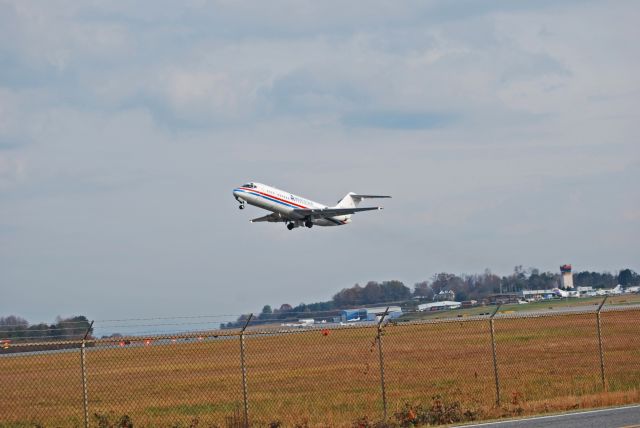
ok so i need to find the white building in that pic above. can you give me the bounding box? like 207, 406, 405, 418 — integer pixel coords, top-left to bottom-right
434, 290, 456, 302
521, 289, 556, 301
418, 301, 461, 311
340, 306, 403, 322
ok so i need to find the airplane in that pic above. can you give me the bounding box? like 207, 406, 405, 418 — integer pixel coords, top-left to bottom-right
595, 284, 624, 296
232, 182, 390, 230
552, 288, 579, 298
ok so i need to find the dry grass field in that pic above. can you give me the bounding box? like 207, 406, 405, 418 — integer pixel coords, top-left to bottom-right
1, 309, 639, 427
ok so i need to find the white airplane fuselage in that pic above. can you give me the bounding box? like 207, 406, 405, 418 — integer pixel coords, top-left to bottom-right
233, 183, 351, 227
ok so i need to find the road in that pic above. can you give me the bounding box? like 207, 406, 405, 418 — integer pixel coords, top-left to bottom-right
493, 303, 640, 319
454, 405, 640, 428
415, 302, 640, 323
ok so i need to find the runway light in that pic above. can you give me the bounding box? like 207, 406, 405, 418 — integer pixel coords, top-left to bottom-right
119, 341, 125, 347
144, 339, 151, 346
322, 329, 330, 336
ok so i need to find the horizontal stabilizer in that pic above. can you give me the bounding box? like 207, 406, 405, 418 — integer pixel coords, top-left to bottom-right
351, 194, 391, 199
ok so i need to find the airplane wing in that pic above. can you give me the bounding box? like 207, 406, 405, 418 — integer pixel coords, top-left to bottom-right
250, 213, 286, 223
291, 207, 382, 220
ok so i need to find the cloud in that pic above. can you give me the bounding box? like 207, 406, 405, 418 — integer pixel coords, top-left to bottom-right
153, 68, 252, 124
0, 0, 638, 324
260, 68, 368, 117
0, 155, 25, 189
0, 1, 584, 130
342, 111, 455, 129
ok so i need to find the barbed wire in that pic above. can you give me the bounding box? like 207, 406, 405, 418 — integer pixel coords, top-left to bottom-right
0, 306, 576, 335
95, 313, 243, 322
2, 305, 637, 345
2, 333, 94, 341
2, 299, 629, 338
0, 320, 226, 335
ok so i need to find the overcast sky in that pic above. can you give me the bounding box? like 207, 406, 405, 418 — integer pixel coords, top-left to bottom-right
1, 1, 638, 332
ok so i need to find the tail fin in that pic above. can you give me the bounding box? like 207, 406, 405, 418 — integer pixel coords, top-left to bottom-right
335, 193, 391, 208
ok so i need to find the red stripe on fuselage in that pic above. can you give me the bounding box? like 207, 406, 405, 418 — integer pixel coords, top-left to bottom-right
239, 187, 310, 209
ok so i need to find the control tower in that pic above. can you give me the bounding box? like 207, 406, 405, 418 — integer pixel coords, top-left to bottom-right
560, 264, 574, 289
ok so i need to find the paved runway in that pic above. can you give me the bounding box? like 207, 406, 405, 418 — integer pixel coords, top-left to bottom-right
453, 405, 640, 428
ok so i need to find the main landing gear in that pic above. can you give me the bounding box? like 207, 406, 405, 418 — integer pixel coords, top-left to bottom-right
286, 220, 313, 230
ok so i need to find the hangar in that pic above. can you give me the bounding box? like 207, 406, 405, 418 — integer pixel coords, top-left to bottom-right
340, 306, 402, 322
418, 301, 461, 311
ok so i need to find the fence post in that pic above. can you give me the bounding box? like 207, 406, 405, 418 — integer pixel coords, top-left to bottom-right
239, 314, 253, 428
489, 305, 501, 406
377, 307, 390, 421
80, 320, 94, 428
596, 296, 608, 391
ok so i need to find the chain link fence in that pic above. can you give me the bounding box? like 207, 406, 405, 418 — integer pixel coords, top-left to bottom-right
2, 303, 639, 427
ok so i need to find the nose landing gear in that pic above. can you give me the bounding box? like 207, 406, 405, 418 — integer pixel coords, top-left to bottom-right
234, 195, 246, 210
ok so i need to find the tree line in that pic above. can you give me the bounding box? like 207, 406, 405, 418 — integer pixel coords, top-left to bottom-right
221, 267, 639, 328
3, 268, 637, 333
0, 315, 92, 342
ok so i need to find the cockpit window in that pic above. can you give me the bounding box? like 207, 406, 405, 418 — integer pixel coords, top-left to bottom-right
242, 183, 256, 188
